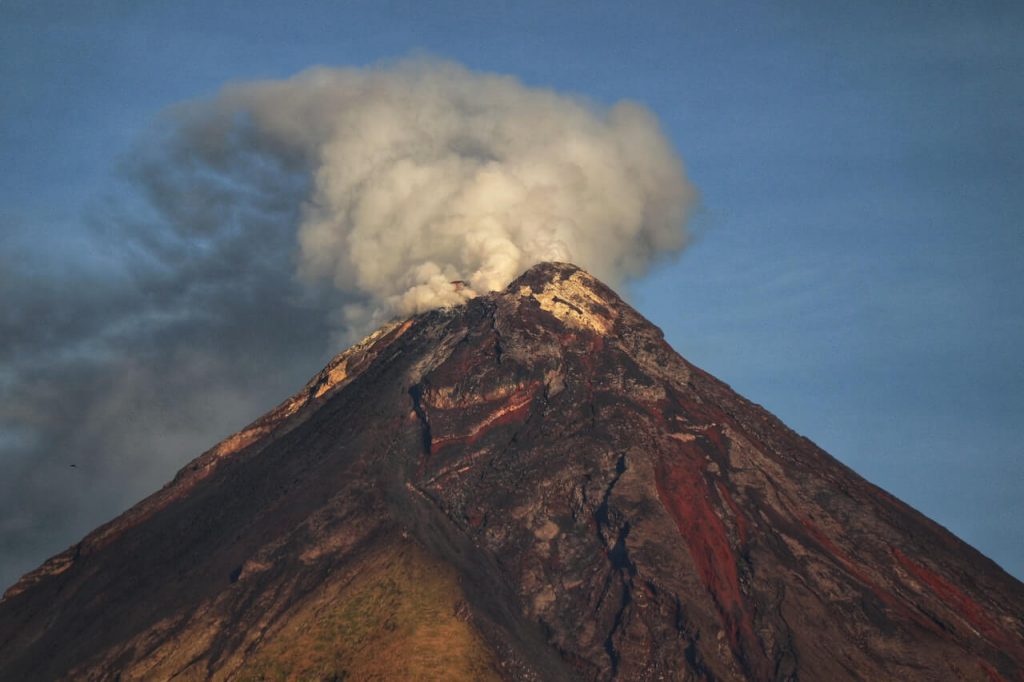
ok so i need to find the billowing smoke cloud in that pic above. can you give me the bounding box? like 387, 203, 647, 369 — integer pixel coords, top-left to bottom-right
164, 59, 695, 331
0, 58, 695, 590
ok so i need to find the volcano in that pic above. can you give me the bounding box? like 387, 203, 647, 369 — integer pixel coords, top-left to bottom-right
1, 262, 1021, 681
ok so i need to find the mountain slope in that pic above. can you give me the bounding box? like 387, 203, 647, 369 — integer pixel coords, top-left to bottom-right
1, 262, 1021, 681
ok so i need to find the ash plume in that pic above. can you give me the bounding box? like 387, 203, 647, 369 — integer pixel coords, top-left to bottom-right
0, 58, 696, 590
159, 58, 697, 331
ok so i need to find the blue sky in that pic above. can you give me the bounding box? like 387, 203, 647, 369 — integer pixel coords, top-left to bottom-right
1, 0, 1022, 583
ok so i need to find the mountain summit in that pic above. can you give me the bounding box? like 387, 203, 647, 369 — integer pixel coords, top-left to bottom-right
1, 262, 1022, 681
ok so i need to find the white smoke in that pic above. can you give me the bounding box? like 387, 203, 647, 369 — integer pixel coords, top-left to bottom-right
167, 58, 697, 332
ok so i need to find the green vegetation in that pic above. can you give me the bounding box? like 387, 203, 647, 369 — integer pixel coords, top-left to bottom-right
237, 542, 500, 681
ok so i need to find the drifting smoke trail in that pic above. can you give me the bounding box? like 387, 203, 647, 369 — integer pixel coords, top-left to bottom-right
161, 58, 697, 332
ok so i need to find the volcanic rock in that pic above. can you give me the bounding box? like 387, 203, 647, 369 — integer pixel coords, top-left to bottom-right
1, 262, 1021, 681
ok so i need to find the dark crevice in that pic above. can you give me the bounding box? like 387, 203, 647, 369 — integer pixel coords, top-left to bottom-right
488, 306, 504, 365
594, 454, 634, 678
684, 637, 713, 682
765, 583, 798, 681
603, 584, 630, 677
594, 454, 627, 530
676, 596, 715, 680
608, 522, 635, 574
408, 384, 432, 455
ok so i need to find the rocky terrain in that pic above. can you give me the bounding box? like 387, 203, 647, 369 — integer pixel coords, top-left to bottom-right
1, 262, 1021, 681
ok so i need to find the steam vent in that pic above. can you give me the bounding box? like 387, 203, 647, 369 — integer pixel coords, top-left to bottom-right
1, 262, 1022, 681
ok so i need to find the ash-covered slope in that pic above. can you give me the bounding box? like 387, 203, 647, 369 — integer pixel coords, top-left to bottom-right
1, 262, 1022, 681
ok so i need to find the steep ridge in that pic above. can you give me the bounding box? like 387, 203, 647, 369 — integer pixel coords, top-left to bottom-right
1, 262, 1021, 681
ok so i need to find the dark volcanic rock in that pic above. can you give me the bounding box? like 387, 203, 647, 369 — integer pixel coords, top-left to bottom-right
1, 262, 1022, 681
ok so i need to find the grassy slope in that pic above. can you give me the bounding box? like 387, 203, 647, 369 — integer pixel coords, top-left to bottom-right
236, 540, 501, 681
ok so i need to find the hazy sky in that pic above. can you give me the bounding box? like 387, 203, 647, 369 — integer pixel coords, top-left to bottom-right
1, 0, 1021, 589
